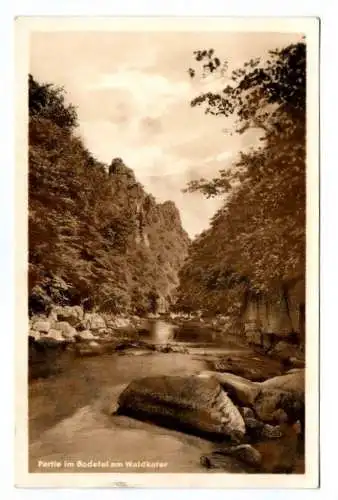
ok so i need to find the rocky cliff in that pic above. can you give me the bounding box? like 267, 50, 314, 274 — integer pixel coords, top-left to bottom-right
28, 75, 189, 316
242, 279, 305, 347
107, 159, 190, 313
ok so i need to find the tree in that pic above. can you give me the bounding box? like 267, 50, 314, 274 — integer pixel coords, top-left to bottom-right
177, 41, 306, 312
185, 41, 305, 197
29, 74, 78, 130
29, 75, 190, 315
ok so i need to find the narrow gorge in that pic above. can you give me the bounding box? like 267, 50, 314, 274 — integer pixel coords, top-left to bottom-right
28, 36, 307, 478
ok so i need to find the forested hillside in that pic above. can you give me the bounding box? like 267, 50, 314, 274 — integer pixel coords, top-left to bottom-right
176, 42, 306, 318
28, 75, 190, 316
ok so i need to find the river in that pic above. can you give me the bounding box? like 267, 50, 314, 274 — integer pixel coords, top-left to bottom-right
28, 319, 291, 474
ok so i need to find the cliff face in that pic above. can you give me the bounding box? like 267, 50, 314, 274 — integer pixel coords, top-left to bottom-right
28, 76, 190, 316
176, 206, 305, 344
242, 279, 305, 345
108, 160, 190, 313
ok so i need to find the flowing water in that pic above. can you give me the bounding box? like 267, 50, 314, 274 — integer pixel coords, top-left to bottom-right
28, 320, 262, 474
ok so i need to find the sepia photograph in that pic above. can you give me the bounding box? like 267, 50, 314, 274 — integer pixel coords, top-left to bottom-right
15, 17, 319, 488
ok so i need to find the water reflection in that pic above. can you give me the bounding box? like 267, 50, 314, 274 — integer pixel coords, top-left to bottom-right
143, 318, 220, 345
147, 319, 176, 344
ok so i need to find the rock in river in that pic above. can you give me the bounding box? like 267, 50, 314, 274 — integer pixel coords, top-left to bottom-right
199, 369, 305, 425
260, 370, 304, 396
198, 370, 260, 407
255, 370, 305, 425
117, 375, 246, 442
53, 321, 77, 341
74, 330, 97, 341
209, 353, 284, 381
201, 444, 262, 471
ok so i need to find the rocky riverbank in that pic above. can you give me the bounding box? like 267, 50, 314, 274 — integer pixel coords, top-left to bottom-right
29, 306, 305, 378
114, 369, 304, 474
28, 306, 189, 380
28, 305, 305, 475
29, 355, 305, 474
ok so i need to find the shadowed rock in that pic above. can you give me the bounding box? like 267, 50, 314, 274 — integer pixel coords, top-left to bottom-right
241, 417, 283, 441
260, 370, 304, 395
201, 444, 262, 471
201, 422, 302, 474
257, 370, 305, 425
253, 389, 303, 424
199, 370, 305, 425
28, 336, 70, 380
200, 453, 248, 472
198, 371, 260, 407
117, 375, 245, 442
208, 353, 284, 381
255, 422, 302, 473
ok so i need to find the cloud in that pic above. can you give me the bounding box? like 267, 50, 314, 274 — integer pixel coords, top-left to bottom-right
30, 30, 302, 237
215, 151, 233, 162
139, 116, 162, 135
87, 70, 191, 118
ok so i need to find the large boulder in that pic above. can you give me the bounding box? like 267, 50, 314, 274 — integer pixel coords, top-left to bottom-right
43, 329, 67, 343
198, 371, 260, 407
254, 370, 305, 425
75, 330, 97, 341
257, 370, 305, 424
260, 370, 305, 396
199, 370, 305, 425
50, 305, 84, 327
82, 313, 106, 331
53, 321, 77, 341
32, 320, 51, 334
253, 389, 300, 423
117, 375, 246, 442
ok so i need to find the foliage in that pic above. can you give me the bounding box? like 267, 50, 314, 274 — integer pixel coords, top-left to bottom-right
29, 74, 78, 130
177, 42, 306, 313
28, 75, 189, 315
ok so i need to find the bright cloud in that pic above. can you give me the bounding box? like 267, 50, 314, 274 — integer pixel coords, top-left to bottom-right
88, 70, 191, 118
216, 151, 233, 162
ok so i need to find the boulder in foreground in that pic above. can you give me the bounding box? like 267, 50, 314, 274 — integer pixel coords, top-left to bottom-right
117, 375, 246, 442
199, 369, 305, 425
260, 370, 304, 395
198, 370, 260, 407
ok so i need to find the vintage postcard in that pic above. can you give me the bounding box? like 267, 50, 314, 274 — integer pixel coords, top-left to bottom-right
15, 16, 319, 488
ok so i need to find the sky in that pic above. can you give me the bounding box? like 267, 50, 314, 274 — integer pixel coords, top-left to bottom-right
30, 30, 302, 238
